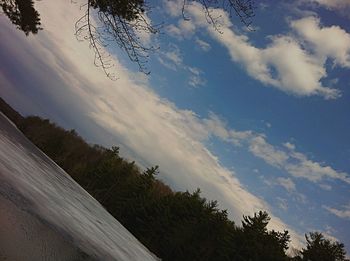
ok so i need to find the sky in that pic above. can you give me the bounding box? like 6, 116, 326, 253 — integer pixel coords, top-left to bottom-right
1, 0, 350, 253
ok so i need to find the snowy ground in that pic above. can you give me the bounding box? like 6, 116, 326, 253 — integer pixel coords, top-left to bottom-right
0, 112, 159, 261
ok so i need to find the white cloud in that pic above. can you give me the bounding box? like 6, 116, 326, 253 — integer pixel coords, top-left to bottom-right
157, 56, 177, 71
291, 16, 350, 68
165, 20, 196, 40
324, 224, 337, 235
324, 203, 350, 219
252, 137, 350, 185
163, 0, 183, 17
284, 142, 296, 150
204, 14, 335, 99
262, 177, 305, 203
295, 193, 308, 204
286, 150, 350, 184
195, 37, 211, 51
157, 44, 206, 87
203, 112, 229, 139
249, 136, 289, 167
200, 113, 350, 187
187, 66, 206, 87
164, 2, 342, 99
163, 44, 183, 67
277, 177, 296, 192
203, 112, 254, 146
178, 19, 196, 37
277, 197, 288, 211
319, 184, 332, 190
165, 24, 183, 40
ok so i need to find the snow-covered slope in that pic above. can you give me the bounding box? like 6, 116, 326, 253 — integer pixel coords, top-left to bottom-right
0, 112, 159, 261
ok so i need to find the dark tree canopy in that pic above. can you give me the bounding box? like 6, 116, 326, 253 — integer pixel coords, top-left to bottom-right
0, 0, 41, 35
89, 0, 146, 20
238, 211, 291, 261
301, 232, 349, 261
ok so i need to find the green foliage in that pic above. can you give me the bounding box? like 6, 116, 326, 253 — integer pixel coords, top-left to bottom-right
0, 99, 348, 261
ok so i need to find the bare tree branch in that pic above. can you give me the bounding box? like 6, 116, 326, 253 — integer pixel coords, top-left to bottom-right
75, 0, 254, 79
75, 0, 160, 80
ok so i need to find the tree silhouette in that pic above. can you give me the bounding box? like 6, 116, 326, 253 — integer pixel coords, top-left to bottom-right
301, 232, 349, 261
239, 211, 291, 260
0, 0, 41, 35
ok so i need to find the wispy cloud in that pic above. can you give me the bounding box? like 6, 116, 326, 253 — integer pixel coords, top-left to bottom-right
261, 176, 306, 204
284, 142, 296, 150
202, 113, 349, 187
249, 136, 289, 168
323, 203, 350, 219
277, 177, 296, 193
319, 184, 332, 191
250, 136, 349, 186
277, 197, 288, 211
157, 43, 206, 87
158, 43, 183, 70
165, 20, 196, 40
187, 66, 206, 87
195, 37, 211, 52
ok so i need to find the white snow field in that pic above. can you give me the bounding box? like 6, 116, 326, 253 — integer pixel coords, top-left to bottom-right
0, 112, 159, 261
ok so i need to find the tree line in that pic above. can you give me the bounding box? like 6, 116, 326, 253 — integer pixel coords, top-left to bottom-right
0, 97, 348, 261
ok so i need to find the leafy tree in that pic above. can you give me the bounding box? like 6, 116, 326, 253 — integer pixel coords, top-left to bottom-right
301, 232, 349, 261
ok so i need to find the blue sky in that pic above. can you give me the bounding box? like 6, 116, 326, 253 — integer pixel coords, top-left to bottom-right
1, 0, 350, 252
